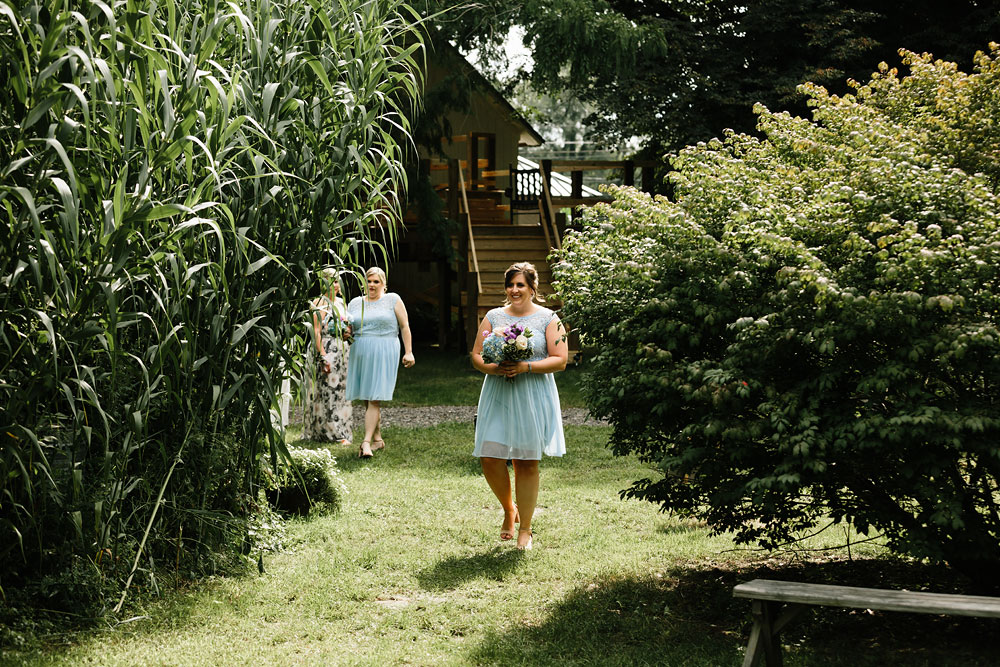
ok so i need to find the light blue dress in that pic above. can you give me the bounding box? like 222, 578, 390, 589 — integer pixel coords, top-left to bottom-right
474, 307, 565, 460
345, 293, 401, 401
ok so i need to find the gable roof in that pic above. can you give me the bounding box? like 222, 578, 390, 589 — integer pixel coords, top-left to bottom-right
433, 43, 545, 147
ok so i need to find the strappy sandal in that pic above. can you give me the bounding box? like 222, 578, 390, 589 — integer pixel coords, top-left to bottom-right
371, 439, 385, 452
359, 441, 373, 458
500, 505, 520, 541
516, 528, 533, 551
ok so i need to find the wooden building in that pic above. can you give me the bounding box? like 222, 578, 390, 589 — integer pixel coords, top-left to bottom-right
389, 45, 655, 353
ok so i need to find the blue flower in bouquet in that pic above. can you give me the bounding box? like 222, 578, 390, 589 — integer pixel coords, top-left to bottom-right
481, 323, 533, 382
328, 313, 354, 343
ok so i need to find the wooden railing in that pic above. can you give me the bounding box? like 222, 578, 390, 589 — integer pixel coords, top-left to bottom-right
528, 158, 658, 240
457, 165, 482, 295
537, 168, 560, 251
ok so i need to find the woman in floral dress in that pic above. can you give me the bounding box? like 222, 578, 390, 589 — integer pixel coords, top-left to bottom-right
303, 268, 352, 444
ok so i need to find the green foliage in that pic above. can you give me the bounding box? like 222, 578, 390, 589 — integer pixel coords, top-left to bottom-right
6, 422, 994, 665
263, 445, 346, 515
554, 47, 1000, 581
423, 0, 1000, 159
0, 0, 423, 610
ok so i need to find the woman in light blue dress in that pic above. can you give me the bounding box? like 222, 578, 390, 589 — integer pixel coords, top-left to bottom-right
471, 262, 567, 550
345, 266, 415, 458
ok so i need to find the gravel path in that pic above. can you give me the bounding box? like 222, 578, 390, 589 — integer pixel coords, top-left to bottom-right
289, 404, 605, 429
353, 405, 606, 429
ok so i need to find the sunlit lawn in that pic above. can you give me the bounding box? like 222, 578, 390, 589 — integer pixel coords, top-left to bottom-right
8, 419, 998, 666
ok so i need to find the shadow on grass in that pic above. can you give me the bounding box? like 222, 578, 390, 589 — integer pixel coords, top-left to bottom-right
417, 548, 528, 591
468, 559, 1000, 667
469, 572, 739, 666
657, 521, 711, 536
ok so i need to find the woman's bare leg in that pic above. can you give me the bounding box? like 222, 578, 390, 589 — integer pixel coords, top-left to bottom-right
481, 457, 519, 539
512, 460, 539, 548
360, 400, 381, 456
372, 406, 384, 450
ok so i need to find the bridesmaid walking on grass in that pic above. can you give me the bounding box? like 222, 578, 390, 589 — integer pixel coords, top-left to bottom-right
345, 266, 415, 458
303, 268, 353, 445
471, 262, 567, 550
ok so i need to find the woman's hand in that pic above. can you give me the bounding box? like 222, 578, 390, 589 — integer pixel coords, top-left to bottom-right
402, 352, 415, 368
498, 361, 523, 378
320, 357, 331, 374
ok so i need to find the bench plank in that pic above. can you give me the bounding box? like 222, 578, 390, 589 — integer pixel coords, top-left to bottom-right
734, 579, 1000, 618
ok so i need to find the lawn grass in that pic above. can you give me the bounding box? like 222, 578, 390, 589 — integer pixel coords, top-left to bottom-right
389, 344, 587, 408
6, 422, 997, 666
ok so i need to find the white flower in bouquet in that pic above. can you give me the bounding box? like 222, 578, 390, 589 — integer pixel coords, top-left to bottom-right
481, 322, 535, 383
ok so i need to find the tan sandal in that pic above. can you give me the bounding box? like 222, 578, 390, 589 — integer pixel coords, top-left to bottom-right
371, 439, 385, 452
516, 528, 533, 551
500, 505, 519, 541
359, 441, 373, 458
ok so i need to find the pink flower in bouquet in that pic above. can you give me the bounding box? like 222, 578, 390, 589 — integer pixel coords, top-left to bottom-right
481, 323, 535, 383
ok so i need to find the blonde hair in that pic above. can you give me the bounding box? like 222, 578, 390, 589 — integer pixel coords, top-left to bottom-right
365, 266, 387, 286
503, 262, 544, 303
317, 267, 343, 299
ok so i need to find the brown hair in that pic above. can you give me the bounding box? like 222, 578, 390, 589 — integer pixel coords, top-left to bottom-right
503, 262, 544, 303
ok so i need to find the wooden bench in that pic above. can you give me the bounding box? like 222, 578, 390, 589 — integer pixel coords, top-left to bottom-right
733, 578, 1000, 666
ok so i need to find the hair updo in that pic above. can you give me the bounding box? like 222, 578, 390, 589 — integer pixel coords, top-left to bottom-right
503, 262, 544, 303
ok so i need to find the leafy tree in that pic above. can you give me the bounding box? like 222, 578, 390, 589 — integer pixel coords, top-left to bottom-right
553, 47, 1000, 585
422, 0, 1000, 159
0, 0, 422, 609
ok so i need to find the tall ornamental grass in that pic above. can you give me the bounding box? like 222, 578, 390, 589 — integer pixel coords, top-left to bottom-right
0, 0, 423, 611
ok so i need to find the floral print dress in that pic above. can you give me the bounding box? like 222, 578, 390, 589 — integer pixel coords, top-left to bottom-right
303, 295, 352, 442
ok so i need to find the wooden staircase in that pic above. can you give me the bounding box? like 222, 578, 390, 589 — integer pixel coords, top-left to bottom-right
460, 225, 558, 326
404, 153, 658, 354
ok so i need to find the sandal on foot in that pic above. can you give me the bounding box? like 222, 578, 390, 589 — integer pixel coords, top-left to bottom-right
500, 505, 519, 541
359, 441, 373, 458
516, 528, 533, 551
371, 439, 385, 452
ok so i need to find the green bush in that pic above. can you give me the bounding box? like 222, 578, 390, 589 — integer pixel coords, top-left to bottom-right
263, 446, 345, 515
0, 0, 423, 610
554, 47, 1000, 584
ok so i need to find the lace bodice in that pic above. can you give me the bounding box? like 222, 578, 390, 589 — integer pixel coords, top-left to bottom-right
347, 293, 400, 338
485, 307, 556, 362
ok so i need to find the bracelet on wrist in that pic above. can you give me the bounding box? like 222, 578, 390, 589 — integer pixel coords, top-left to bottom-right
527, 362, 532, 374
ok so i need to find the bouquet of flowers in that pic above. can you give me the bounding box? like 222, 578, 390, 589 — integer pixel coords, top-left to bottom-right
481, 323, 534, 382
327, 313, 354, 344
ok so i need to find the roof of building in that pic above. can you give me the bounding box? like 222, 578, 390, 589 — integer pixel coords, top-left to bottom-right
436, 43, 545, 148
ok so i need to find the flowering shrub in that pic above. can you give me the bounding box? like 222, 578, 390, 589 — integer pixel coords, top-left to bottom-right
554, 47, 1000, 582
263, 446, 347, 516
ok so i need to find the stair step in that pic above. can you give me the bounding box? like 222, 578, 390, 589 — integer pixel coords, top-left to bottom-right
469, 261, 554, 273
463, 237, 552, 250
